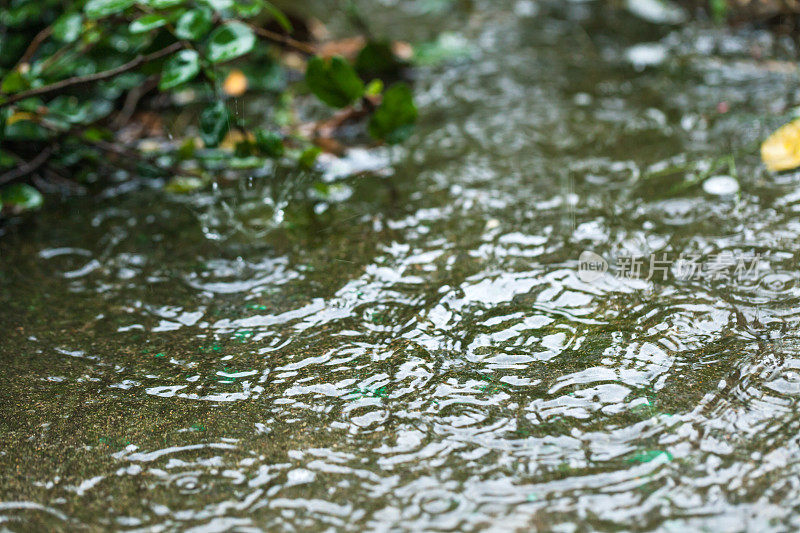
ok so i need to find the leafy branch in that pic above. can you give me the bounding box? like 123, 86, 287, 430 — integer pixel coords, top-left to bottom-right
0, 0, 419, 215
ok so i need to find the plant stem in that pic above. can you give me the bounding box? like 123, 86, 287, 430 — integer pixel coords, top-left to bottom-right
0, 42, 185, 108
0, 146, 56, 186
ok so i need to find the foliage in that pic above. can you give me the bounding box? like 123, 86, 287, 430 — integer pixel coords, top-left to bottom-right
0, 0, 418, 213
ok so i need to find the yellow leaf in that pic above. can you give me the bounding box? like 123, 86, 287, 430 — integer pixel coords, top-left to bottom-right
222, 69, 248, 97
762, 119, 800, 172
7, 111, 37, 125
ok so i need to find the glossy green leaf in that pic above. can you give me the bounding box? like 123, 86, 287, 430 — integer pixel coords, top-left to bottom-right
231, 1, 263, 18
52, 13, 83, 43
368, 83, 417, 144
299, 146, 321, 169
305, 55, 364, 109
199, 101, 230, 147
174, 8, 213, 40
356, 41, 404, 76
129, 13, 169, 34
207, 22, 256, 63
159, 49, 200, 90
365, 79, 383, 96
255, 129, 284, 157
1, 71, 28, 93
146, 0, 184, 7
1, 183, 43, 211
201, 0, 234, 10
4, 119, 49, 141
84, 0, 136, 19
165, 176, 205, 193
260, 1, 292, 32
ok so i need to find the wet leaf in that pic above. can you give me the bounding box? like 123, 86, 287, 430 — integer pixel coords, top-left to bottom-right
199, 101, 230, 147
84, 0, 135, 19
201, 0, 234, 11
175, 8, 213, 40
165, 176, 205, 193
368, 83, 417, 144
129, 13, 169, 34
1, 183, 43, 212
299, 146, 321, 169
255, 129, 284, 157
207, 22, 256, 64
305, 55, 364, 109
356, 41, 404, 76
261, 1, 292, 32
48, 95, 113, 125
365, 79, 383, 96
146, 0, 184, 7
1, 71, 28, 93
52, 13, 83, 43
762, 119, 800, 172
159, 49, 200, 90
4, 117, 49, 141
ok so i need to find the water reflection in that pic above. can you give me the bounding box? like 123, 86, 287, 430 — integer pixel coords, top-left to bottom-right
2, 0, 800, 530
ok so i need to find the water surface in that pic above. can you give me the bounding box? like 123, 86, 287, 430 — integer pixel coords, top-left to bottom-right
3, 1, 800, 530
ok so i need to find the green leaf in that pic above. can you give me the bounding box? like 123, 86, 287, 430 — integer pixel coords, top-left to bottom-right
299, 146, 321, 169
231, 1, 263, 18
305, 55, 364, 109
129, 13, 169, 34
710, 0, 728, 24
201, 0, 234, 10
365, 79, 383, 96
255, 129, 284, 157
1, 71, 28, 94
4, 118, 49, 141
165, 176, 205, 193
48, 95, 112, 125
174, 8, 213, 40
1, 183, 43, 212
368, 83, 417, 144
84, 0, 136, 19
159, 49, 200, 90
260, 0, 292, 32
146, 0, 184, 7
206, 22, 256, 63
52, 13, 83, 43
199, 101, 230, 147
356, 41, 404, 76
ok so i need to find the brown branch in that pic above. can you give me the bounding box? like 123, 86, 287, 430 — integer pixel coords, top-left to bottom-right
0, 42, 185, 108
112, 75, 159, 128
0, 146, 56, 186
15, 26, 54, 69
249, 25, 316, 55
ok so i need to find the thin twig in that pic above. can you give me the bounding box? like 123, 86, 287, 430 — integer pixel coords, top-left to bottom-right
0, 42, 185, 108
0, 146, 56, 186
14, 26, 53, 69
249, 25, 316, 55
112, 75, 159, 128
